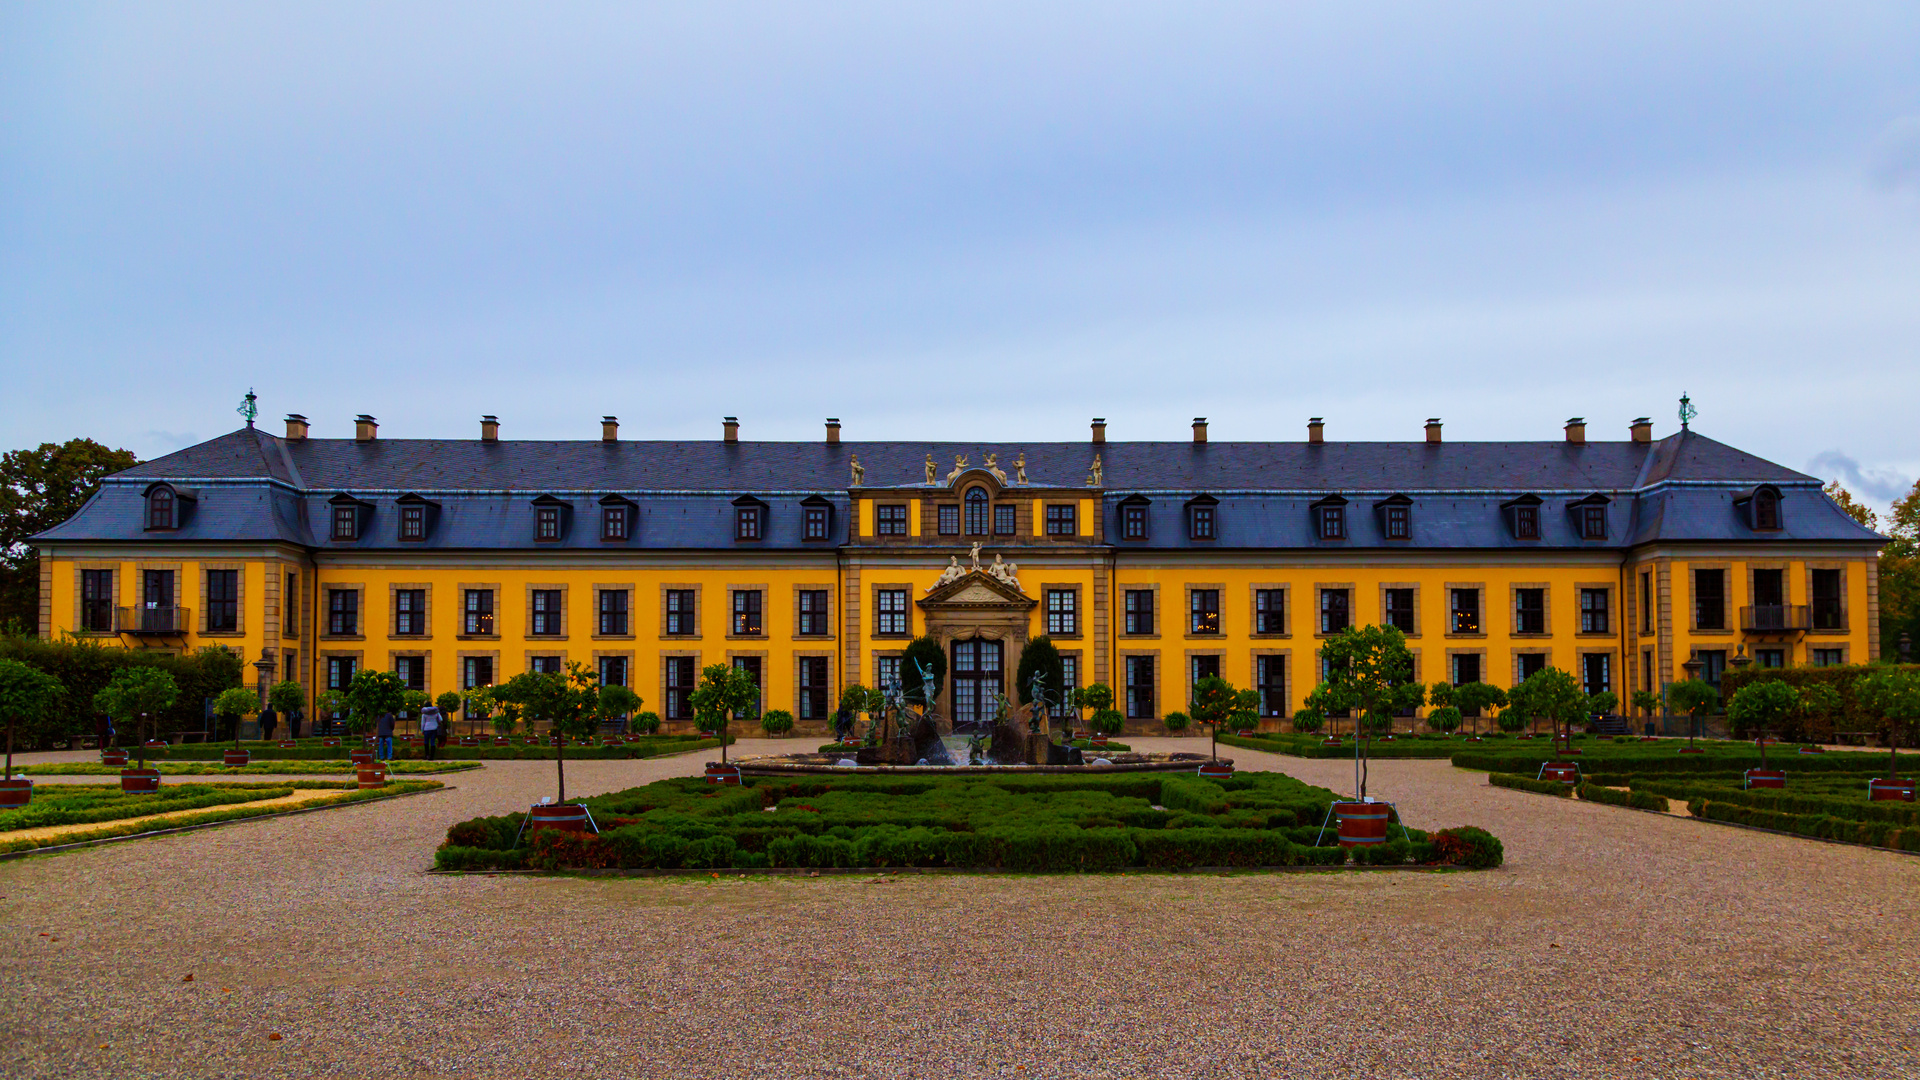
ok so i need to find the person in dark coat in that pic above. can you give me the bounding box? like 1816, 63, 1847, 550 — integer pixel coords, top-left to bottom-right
375, 710, 395, 761
258, 705, 278, 743
287, 706, 303, 740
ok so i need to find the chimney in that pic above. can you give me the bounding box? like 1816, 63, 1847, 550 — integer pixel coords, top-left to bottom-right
722, 416, 739, 443
1425, 418, 1443, 444
1565, 417, 1587, 445
825, 418, 841, 445
284, 414, 309, 441
602, 416, 619, 442
1630, 417, 1653, 444
354, 415, 378, 442
480, 415, 499, 442
1307, 417, 1324, 445
1192, 417, 1208, 444
1091, 418, 1106, 444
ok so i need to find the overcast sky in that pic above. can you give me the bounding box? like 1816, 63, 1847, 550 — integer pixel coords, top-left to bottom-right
3, 3, 1918, 509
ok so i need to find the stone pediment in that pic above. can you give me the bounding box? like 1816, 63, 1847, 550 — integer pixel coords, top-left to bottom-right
919, 571, 1033, 609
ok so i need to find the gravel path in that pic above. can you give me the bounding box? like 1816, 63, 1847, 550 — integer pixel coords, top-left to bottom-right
3, 738, 1917, 1079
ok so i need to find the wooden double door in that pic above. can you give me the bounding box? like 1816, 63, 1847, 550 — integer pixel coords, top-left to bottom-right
949, 637, 1004, 732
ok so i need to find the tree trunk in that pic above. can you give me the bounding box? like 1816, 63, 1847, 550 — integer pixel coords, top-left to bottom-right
556, 726, 567, 803
5, 716, 14, 777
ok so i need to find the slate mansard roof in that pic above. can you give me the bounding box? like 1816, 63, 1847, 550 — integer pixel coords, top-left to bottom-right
35, 425, 1884, 552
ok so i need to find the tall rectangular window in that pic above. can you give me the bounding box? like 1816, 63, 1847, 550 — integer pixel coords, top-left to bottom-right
1125, 656, 1155, 718
395, 589, 426, 636
876, 504, 908, 535
1452, 653, 1481, 686
732, 590, 763, 635
664, 590, 695, 635
463, 589, 495, 635
1124, 590, 1154, 635
797, 590, 830, 636
530, 590, 563, 636
875, 589, 908, 636
285, 573, 299, 635
1190, 655, 1221, 697
1579, 588, 1609, 634
1320, 588, 1350, 634
462, 655, 494, 689
1514, 588, 1545, 635
875, 656, 902, 693
1580, 504, 1607, 540
204, 570, 238, 631
331, 505, 357, 541
804, 505, 830, 541
993, 504, 1017, 536
1189, 589, 1220, 634
1122, 504, 1149, 540
733, 657, 763, 719
1581, 653, 1611, 696
1046, 589, 1077, 636
1257, 656, 1287, 717
1695, 569, 1726, 630
1045, 504, 1076, 536
599, 656, 628, 689
81, 569, 113, 631
327, 656, 356, 694
1060, 656, 1078, 702
400, 504, 426, 541
1383, 504, 1409, 539
1811, 569, 1843, 630
1317, 506, 1346, 540
1640, 572, 1652, 633
594, 589, 627, 635
327, 589, 358, 636
938, 504, 960, 536
395, 656, 425, 692
798, 656, 829, 720
1450, 588, 1480, 634
1384, 588, 1415, 634
665, 656, 696, 719
1518, 652, 1546, 682
965, 490, 990, 536
1255, 589, 1285, 634
1514, 505, 1540, 540
601, 505, 629, 542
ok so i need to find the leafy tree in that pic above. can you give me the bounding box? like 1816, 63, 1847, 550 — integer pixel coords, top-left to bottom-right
1726, 680, 1798, 769
93, 666, 179, 769
1014, 636, 1065, 712
600, 684, 642, 730
494, 663, 608, 802
435, 691, 464, 716
898, 636, 946, 706
1666, 678, 1720, 751
1495, 707, 1525, 733
1515, 667, 1586, 755
1455, 682, 1507, 735
1427, 681, 1456, 710
1794, 683, 1843, 738
632, 710, 662, 735
760, 708, 795, 735
343, 670, 408, 754
1630, 689, 1661, 718
1290, 707, 1324, 735
1855, 668, 1920, 779
838, 683, 872, 717
689, 662, 759, 764
1072, 683, 1115, 737
1317, 625, 1421, 796
0, 439, 140, 629
1823, 480, 1879, 530
1189, 675, 1241, 761
267, 680, 306, 720
1878, 479, 1920, 657
212, 687, 258, 748
1587, 690, 1619, 720
0, 658, 62, 775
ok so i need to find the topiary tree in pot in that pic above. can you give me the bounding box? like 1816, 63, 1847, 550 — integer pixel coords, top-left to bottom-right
343, 669, 408, 763
1515, 667, 1586, 756
212, 686, 259, 755
1631, 689, 1661, 729
1427, 680, 1456, 731
600, 684, 642, 736
1726, 679, 1797, 771
0, 659, 62, 785
267, 680, 305, 740
760, 708, 795, 736
1587, 690, 1619, 734
1854, 668, 1920, 782
632, 710, 662, 735
1666, 678, 1720, 752
689, 662, 759, 765
1318, 624, 1419, 799
93, 666, 179, 772
494, 664, 604, 803
1189, 675, 1240, 761
1075, 683, 1115, 739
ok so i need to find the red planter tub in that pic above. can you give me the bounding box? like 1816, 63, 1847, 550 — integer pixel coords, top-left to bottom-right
1235, 730, 1254, 737
1332, 801, 1390, 848
322, 738, 341, 748
355, 765, 387, 789
100, 749, 129, 766
223, 748, 251, 767
0, 778, 31, 808
349, 749, 375, 765
1321, 737, 1342, 746
120, 768, 162, 794
1092, 733, 1109, 746
493, 736, 510, 746
142, 739, 167, 750
1744, 769, 1786, 790
705, 763, 742, 786
277, 740, 297, 749
523, 736, 540, 745
528, 803, 595, 832
1538, 762, 1580, 785
1798, 746, 1825, 755
1868, 778, 1916, 802
1196, 761, 1234, 780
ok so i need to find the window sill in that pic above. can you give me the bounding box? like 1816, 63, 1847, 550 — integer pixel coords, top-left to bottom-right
1443, 633, 1488, 640
1249, 633, 1294, 641
200, 630, 245, 638
794, 634, 836, 641
322, 634, 366, 642
591, 633, 636, 641
1183, 633, 1223, 641
661, 633, 703, 642
1119, 634, 1162, 642
727, 633, 770, 642
456, 634, 501, 642
1510, 632, 1551, 639
1575, 631, 1615, 639
392, 632, 432, 640
1806, 627, 1850, 635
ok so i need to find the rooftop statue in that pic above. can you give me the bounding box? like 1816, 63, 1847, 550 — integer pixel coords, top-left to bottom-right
1014, 452, 1028, 485
849, 455, 863, 486
945, 454, 969, 484
1088, 454, 1104, 487
925, 454, 937, 484
988, 552, 1020, 591
928, 556, 964, 591
984, 453, 1009, 485
967, 541, 983, 571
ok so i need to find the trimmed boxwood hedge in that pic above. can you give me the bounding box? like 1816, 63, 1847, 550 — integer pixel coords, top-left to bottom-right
158, 735, 726, 762
1218, 733, 1460, 759
1488, 772, 1573, 797
435, 771, 1504, 873
1453, 746, 1915, 776
1685, 799, 1920, 852
1575, 783, 1670, 813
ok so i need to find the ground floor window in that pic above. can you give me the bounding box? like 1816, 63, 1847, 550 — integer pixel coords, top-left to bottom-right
1125, 656, 1155, 719
798, 657, 828, 720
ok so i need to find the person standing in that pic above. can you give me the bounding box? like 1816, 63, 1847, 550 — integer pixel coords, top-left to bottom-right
288, 705, 303, 741
418, 703, 442, 760
259, 704, 278, 743
375, 709, 395, 762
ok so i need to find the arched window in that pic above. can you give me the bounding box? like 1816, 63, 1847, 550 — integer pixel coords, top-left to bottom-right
964, 487, 989, 536
146, 487, 175, 530
1754, 489, 1781, 530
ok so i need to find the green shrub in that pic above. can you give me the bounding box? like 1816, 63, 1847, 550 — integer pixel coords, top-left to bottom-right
1575, 783, 1669, 813
1430, 826, 1504, 868
1161, 711, 1190, 732
1488, 772, 1573, 797
632, 711, 662, 734
760, 709, 795, 736
1290, 708, 1324, 735
1090, 709, 1126, 735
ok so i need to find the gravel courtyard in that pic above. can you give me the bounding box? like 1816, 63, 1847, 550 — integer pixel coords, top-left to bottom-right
3, 738, 1916, 1080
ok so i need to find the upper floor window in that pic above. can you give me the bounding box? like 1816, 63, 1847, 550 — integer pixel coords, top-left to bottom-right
1314, 502, 1346, 541
601, 504, 629, 542
1189, 589, 1220, 634
327, 589, 358, 636
1753, 489, 1781, 530
938, 504, 960, 536
463, 589, 495, 635
735, 504, 763, 542
875, 589, 909, 636
1580, 588, 1610, 633
1320, 588, 1350, 634
1581, 505, 1607, 539
1124, 590, 1154, 634
332, 505, 359, 541
599, 589, 629, 635
1515, 505, 1540, 539
804, 503, 831, 542
1255, 589, 1285, 634
876, 504, 908, 535
1450, 588, 1481, 634
1695, 569, 1726, 630
81, 569, 114, 632
1384, 587, 1415, 633
1045, 504, 1076, 536
1383, 504, 1409, 540
1811, 569, 1843, 630
535, 506, 561, 542
964, 488, 990, 536
400, 504, 426, 541
664, 589, 696, 635
1515, 588, 1545, 634
206, 570, 238, 632
395, 589, 426, 636
993, 503, 1017, 536
147, 487, 176, 530
1046, 589, 1077, 636
1121, 502, 1149, 541
1188, 502, 1217, 541
530, 589, 563, 636
732, 589, 763, 635
797, 590, 830, 635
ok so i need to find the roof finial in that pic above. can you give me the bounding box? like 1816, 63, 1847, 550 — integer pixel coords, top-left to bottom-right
1678, 392, 1696, 431
237, 388, 258, 428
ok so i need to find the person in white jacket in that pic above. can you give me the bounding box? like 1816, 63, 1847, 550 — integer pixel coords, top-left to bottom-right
418, 705, 443, 760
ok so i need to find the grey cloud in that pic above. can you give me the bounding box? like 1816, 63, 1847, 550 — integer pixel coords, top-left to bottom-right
1806, 450, 1913, 503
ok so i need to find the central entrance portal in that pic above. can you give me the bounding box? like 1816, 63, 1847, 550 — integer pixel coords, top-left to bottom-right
950, 638, 1004, 733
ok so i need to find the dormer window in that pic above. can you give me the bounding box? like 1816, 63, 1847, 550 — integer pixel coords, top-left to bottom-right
1119, 496, 1150, 541
1502, 494, 1544, 541
1310, 496, 1348, 541
333, 505, 358, 540
400, 504, 426, 540
147, 487, 175, 530
802, 497, 833, 542
1738, 485, 1784, 532
535, 506, 561, 541
602, 505, 629, 541
1565, 494, 1610, 541
733, 497, 767, 542
1374, 495, 1412, 541
1186, 496, 1218, 541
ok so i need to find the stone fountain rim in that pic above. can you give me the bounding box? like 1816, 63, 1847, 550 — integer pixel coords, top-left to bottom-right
727, 753, 1226, 777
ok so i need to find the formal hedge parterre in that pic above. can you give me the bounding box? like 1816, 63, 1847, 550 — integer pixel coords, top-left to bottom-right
0, 780, 444, 854
22, 760, 479, 776
1684, 800, 1920, 852
1488, 772, 1573, 797
1452, 745, 1915, 776
0, 783, 297, 830
154, 735, 725, 762
434, 771, 1506, 874
1573, 783, 1670, 812
1218, 733, 1462, 759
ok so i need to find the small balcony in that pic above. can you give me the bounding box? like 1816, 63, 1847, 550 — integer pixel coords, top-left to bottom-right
119, 606, 190, 635
1740, 604, 1809, 633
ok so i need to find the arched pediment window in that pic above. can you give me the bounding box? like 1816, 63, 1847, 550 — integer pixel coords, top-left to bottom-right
146, 486, 175, 530
964, 486, 989, 537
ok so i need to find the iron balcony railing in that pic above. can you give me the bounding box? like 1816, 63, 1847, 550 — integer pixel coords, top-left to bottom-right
118, 606, 190, 635
1741, 604, 1810, 632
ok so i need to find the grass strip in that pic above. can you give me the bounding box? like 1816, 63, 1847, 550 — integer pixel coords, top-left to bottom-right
0, 780, 444, 855
20, 760, 479, 776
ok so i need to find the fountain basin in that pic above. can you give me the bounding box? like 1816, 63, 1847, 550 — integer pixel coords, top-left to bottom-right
730, 751, 1223, 777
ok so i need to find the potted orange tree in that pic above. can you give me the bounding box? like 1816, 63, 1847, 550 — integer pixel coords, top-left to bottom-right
213, 687, 259, 766
1726, 679, 1796, 788
690, 662, 758, 783
94, 667, 179, 793
267, 680, 304, 748
0, 659, 62, 807
1856, 668, 1920, 801
1667, 679, 1719, 754
1317, 624, 1422, 848
342, 669, 407, 786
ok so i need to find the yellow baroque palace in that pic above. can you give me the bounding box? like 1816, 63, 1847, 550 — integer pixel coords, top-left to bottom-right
33, 413, 1885, 733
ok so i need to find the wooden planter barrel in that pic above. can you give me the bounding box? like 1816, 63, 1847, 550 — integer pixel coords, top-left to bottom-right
222, 748, 251, 767
1799, 746, 1825, 754
100, 749, 129, 766
322, 738, 340, 747
1538, 762, 1580, 785
1744, 769, 1786, 790
120, 768, 162, 794
1321, 737, 1342, 746
1868, 778, 1916, 802
528, 803, 594, 832
0, 778, 31, 808
277, 740, 297, 749
705, 763, 742, 786
142, 740, 167, 750
1197, 761, 1235, 780
355, 765, 387, 789
493, 736, 510, 746
349, 749, 375, 765
1332, 801, 1391, 848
